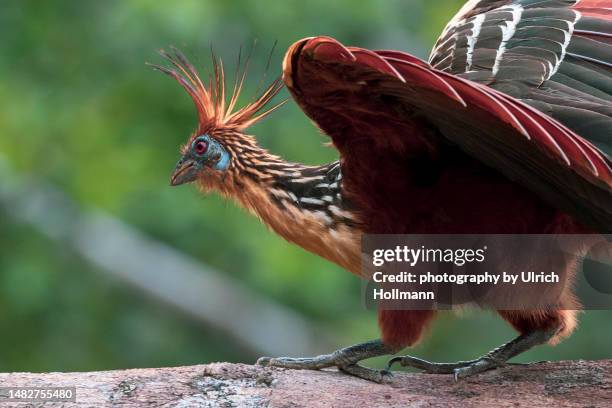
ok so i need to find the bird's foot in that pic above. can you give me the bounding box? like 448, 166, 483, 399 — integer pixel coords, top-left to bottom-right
257, 356, 391, 383
256, 339, 395, 383
385, 354, 514, 379
385, 328, 557, 380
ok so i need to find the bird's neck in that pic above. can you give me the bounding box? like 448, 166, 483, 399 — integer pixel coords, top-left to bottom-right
209, 140, 363, 273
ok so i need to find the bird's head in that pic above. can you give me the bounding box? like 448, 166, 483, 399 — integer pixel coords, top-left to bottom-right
169, 132, 231, 187
150, 48, 285, 190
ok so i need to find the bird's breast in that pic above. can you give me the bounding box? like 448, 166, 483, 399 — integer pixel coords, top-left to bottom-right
240, 178, 364, 275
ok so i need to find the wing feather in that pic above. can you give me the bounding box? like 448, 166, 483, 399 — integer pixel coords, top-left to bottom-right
430, 0, 611, 161
283, 36, 612, 231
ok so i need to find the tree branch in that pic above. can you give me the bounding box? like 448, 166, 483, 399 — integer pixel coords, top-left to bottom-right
1, 360, 610, 407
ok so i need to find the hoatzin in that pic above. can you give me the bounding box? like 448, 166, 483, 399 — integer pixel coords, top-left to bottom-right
153, 0, 612, 382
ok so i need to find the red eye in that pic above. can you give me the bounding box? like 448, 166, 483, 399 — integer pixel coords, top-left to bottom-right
194, 140, 208, 155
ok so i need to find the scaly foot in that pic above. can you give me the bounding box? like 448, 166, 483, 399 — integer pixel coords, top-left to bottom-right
385, 328, 557, 380
257, 339, 396, 383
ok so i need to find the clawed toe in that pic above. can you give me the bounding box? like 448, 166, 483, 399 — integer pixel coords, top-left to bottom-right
453, 357, 504, 380
385, 355, 471, 374
340, 363, 394, 384
386, 353, 537, 380
253, 340, 397, 383
255, 350, 393, 382
453, 364, 487, 380
256, 356, 272, 366
384, 356, 403, 372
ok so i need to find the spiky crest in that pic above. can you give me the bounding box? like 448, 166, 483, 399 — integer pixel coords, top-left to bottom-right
150, 45, 362, 275
149, 46, 286, 133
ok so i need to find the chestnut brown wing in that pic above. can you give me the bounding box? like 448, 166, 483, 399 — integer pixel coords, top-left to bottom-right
282, 36, 612, 231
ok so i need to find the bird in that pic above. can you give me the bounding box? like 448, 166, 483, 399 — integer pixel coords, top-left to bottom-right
152, 0, 611, 382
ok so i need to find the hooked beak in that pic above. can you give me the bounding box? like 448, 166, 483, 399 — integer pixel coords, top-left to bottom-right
170, 158, 198, 186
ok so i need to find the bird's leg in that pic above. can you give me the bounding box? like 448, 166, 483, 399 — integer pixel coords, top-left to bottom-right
257, 339, 398, 383
386, 328, 558, 380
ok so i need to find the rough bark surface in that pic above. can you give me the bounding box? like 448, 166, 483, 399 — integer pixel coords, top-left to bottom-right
1, 360, 610, 407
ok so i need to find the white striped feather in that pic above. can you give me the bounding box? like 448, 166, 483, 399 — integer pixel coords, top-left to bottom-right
549, 10, 582, 78
467, 14, 486, 71
299, 197, 325, 206
492, 4, 524, 76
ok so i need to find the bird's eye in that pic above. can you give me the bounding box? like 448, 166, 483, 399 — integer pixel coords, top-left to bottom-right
194, 140, 208, 155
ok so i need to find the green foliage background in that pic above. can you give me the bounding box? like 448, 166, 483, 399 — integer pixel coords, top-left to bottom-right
0, 0, 610, 372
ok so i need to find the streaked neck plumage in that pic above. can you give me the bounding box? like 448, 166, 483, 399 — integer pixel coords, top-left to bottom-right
200, 131, 362, 274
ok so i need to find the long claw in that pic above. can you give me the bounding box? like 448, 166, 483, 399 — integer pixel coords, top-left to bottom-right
384, 356, 403, 372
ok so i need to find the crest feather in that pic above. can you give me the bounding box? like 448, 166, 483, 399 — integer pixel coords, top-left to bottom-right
150, 46, 286, 131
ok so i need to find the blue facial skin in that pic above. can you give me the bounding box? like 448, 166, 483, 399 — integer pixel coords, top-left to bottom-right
170, 134, 230, 186
193, 134, 230, 171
